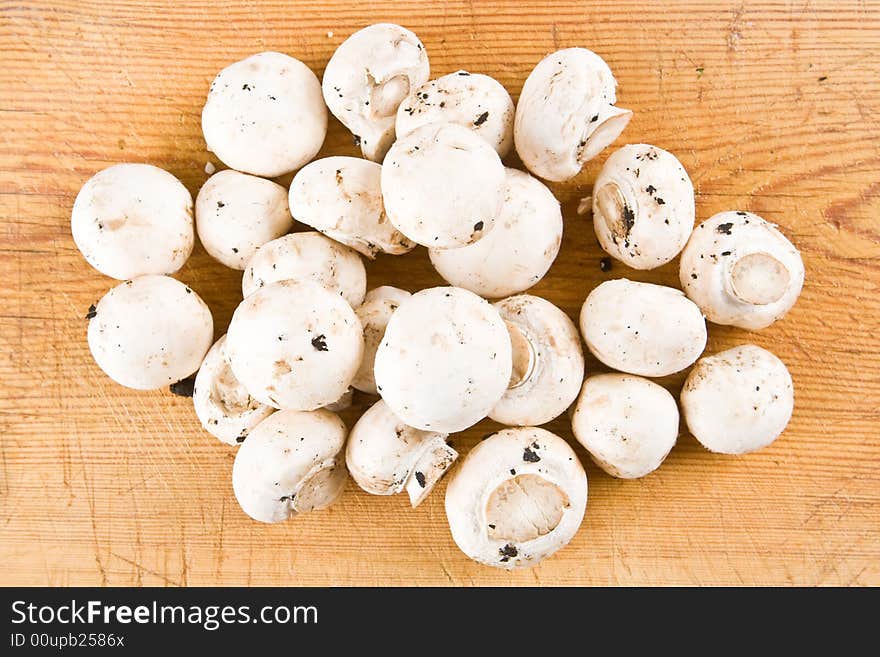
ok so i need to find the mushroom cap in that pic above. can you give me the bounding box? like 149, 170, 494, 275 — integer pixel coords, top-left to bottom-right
374, 286, 513, 432
225, 279, 364, 410
681, 344, 794, 454
195, 169, 293, 270
381, 123, 506, 249
201, 51, 327, 177
71, 164, 193, 280
514, 48, 632, 182
592, 144, 695, 269
395, 70, 515, 157
352, 286, 412, 395
289, 156, 415, 258
346, 399, 457, 507
428, 168, 563, 298
580, 279, 707, 377
445, 427, 587, 570
489, 295, 584, 426
322, 23, 429, 161
232, 409, 347, 523
87, 275, 213, 390
571, 374, 678, 478
679, 211, 805, 330
241, 231, 367, 307
193, 335, 275, 445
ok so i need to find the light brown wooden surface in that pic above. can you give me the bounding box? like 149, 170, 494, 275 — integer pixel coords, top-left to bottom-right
1, 0, 878, 586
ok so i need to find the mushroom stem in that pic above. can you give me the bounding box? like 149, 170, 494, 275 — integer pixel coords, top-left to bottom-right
292, 459, 347, 513
577, 105, 633, 165
505, 321, 536, 389
594, 180, 636, 244
404, 439, 459, 508
369, 73, 411, 118
728, 252, 791, 306
485, 473, 569, 542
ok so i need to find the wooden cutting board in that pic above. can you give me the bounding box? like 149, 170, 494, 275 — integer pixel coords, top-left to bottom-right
1, 0, 878, 586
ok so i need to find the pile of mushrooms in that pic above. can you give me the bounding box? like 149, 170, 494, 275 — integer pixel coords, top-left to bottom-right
73, 24, 804, 571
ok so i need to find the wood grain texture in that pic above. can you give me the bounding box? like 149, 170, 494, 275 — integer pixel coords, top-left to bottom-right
1, 0, 878, 586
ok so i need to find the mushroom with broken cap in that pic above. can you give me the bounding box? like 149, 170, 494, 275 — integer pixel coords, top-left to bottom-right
241, 231, 367, 307
232, 409, 347, 523
71, 164, 193, 280
572, 373, 678, 478
681, 344, 794, 454
289, 156, 415, 258
193, 335, 274, 445
322, 23, 429, 162
352, 286, 412, 395
428, 168, 563, 298
592, 144, 695, 269
679, 211, 805, 330
201, 51, 326, 177
87, 275, 213, 390
347, 399, 457, 507
195, 169, 293, 270
489, 294, 584, 426
580, 279, 707, 377
445, 427, 587, 569
374, 286, 512, 432
225, 279, 364, 410
381, 122, 506, 249
514, 48, 632, 182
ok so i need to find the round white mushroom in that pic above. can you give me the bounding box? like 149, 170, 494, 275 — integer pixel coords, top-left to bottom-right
489, 295, 584, 426
322, 23, 429, 161
679, 211, 805, 330
87, 275, 213, 390
201, 51, 327, 177
395, 70, 515, 156
225, 279, 364, 410
571, 374, 678, 478
352, 286, 412, 395
445, 427, 587, 570
195, 169, 293, 270
428, 168, 562, 298
232, 409, 347, 523
347, 399, 457, 507
592, 144, 695, 269
289, 156, 415, 258
681, 344, 794, 454
192, 335, 274, 445
514, 48, 632, 182
580, 279, 707, 377
241, 231, 367, 307
374, 286, 512, 432
71, 164, 193, 280
381, 123, 506, 249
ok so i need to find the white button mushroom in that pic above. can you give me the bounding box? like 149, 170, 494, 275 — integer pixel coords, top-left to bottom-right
514, 48, 632, 182
87, 275, 213, 390
352, 286, 412, 395
346, 399, 457, 507
489, 295, 584, 426
580, 279, 707, 377
322, 23, 429, 161
381, 123, 506, 249
395, 70, 515, 157
592, 144, 695, 269
571, 374, 678, 478
201, 51, 327, 177
681, 344, 794, 454
374, 287, 513, 432
195, 169, 293, 270
71, 164, 193, 280
289, 156, 415, 258
232, 409, 347, 523
679, 211, 805, 330
225, 279, 364, 410
445, 427, 587, 569
192, 335, 274, 445
428, 168, 563, 298
241, 231, 367, 307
